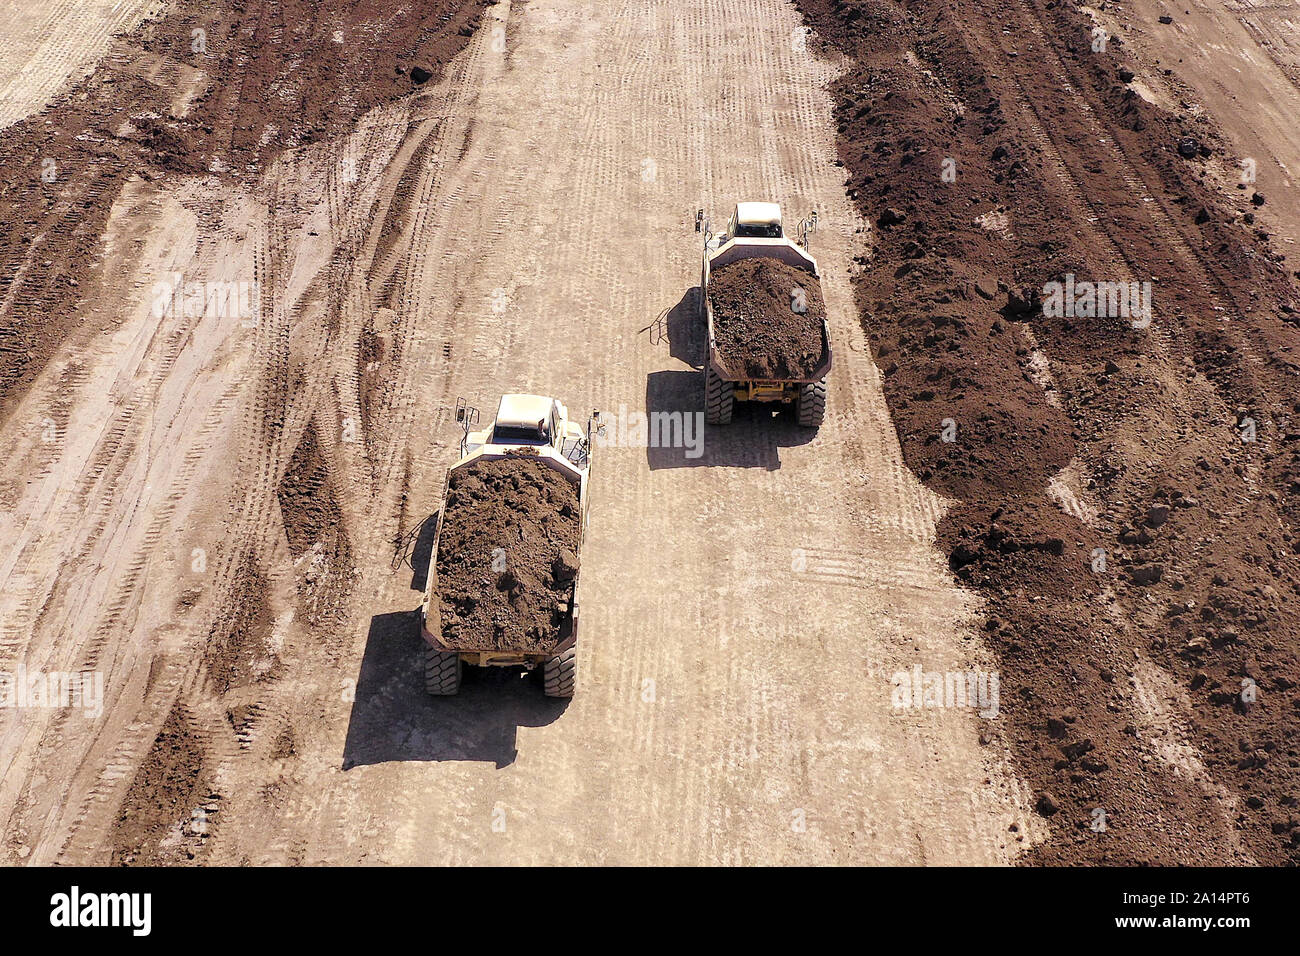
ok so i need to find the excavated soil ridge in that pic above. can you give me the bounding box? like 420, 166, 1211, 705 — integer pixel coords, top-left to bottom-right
795, 0, 1300, 864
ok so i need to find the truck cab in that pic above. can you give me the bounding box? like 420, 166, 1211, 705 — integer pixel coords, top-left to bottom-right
701, 201, 818, 275
725, 201, 785, 239
463, 393, 587, 461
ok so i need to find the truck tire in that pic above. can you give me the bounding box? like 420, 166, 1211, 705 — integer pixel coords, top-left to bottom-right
796, 378, 827, 428
543, 648, 576, 698
424, 647, 462, 696
704, 365, 734, 426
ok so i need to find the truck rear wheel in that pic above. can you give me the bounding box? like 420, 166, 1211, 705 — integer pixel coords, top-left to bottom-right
704, 365, 734, 425
543, 648, 576, 698
424, 647, 462, 696
796, 378, 827, 428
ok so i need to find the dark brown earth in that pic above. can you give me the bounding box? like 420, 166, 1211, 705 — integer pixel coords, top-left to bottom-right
277, 419, 355, 625
708, 257, 827, 379
0, 0, 487, 424
435, 455, 582, 654
206, 560, 279, 694
796, 0, 1300, 864
112, 704, 211, 865
279, 421, 347, 561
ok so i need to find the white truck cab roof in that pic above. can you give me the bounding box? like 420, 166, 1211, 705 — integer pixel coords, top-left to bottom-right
495, 393, 554, 429
489, 393, 557, 444
735, 201, 783, 229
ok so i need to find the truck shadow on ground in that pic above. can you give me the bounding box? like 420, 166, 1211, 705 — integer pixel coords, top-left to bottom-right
407, 513, 440, 592
646, 286, 704, 366
643, 368, 815, 470
342, 610, 567, 770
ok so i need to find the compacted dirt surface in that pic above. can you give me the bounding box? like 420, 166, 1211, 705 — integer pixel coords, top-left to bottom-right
1, 0, 1297, 868
709, 258, 828, 379
435, 456, 581, 654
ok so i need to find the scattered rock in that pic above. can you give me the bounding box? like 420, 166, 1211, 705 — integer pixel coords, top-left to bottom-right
1146, 502, 1171, 528
878, 206, 907, 227
553, 547, 580, 581
1129, 564, 1165, 585
1061, 738, 1095, 761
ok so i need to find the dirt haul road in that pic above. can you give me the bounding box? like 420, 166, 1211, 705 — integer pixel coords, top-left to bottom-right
0, 0, 1039, 864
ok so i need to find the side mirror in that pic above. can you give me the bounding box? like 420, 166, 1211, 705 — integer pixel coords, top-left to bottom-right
695, 209, 704, 233
455, 407, 465, 423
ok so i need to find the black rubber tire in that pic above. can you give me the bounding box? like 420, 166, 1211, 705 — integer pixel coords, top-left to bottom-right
543, 648, 577, 698
424, 646, 462, 696
704, 365, 734, 425
796, 378, 827, 428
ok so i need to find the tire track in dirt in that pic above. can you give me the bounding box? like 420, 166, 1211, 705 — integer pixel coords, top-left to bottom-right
0, 180, 263, 864
1, 2, 488, 864
0, 0, 163, 129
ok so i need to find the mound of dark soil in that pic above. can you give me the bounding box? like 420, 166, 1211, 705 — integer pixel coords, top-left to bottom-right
708, 257, 827, 379
795, 0, 1300, 864
435, 455, 582, 654
0, 0, 487, 423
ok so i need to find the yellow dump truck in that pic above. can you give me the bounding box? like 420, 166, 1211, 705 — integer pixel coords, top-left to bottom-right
697, 201, 831, 428
419, 394, 600, 697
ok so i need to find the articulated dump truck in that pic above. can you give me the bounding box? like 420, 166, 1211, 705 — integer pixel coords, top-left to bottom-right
697, 201, 832, 429
419, 394, 601, 698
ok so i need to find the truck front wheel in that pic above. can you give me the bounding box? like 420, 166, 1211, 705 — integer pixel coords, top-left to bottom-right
424, 647, 462, 696
704, 365, 734, 425
796, 378, 827, 428
543, 648, 577, 698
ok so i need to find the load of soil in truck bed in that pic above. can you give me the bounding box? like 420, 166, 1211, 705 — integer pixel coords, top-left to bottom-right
708, 257, 828, 379
434, 455, 582, 654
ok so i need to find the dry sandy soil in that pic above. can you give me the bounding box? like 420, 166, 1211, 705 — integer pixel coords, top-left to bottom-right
0, 0, 1296, 866
0, 0, 163, 130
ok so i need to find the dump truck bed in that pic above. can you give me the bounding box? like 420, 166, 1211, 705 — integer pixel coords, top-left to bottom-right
703, 255, 832, 384
421, 448, 590, 661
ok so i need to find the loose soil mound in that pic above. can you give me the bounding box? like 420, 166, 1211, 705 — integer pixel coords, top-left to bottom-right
708, 257, 827, 380
435, 456, 582, 655
112, 704, 210, 865
795, 0, 1300, 864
